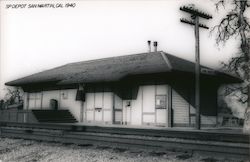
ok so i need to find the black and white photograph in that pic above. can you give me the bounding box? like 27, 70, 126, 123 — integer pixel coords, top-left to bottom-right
0, 0, 249, 161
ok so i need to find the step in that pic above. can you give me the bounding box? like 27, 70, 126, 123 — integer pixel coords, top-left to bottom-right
32, 110, 77, 124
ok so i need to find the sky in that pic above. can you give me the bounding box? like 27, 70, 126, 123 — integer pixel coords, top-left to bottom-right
0, 0, 243, 98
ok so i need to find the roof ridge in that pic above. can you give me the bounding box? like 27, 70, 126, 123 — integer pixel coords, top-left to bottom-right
66, 51, 162, 66
160, 52, 173, 70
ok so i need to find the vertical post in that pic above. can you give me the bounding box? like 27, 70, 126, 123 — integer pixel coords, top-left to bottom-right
168, 86, 172, 127
112, 92, 115, 124
194, 16, 201, 129
80, 101, 84, 122
180, 5, 212, 129
40, 92, 43, 109
80, 85, 84, 122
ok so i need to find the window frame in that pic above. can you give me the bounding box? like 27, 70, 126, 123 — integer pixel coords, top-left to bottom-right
155, 94, 167, 109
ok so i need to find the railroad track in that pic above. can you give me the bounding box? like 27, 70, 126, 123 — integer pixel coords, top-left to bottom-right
1, 122, 249, 143
0, 126, 249, 159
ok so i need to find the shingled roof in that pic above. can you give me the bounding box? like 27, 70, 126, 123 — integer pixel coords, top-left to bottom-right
5, 51, 241, 86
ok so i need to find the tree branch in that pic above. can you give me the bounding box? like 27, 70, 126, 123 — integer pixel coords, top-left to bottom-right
211, 13, 240, 44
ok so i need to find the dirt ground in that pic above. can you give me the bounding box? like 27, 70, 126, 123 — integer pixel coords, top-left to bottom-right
0, 138, 248, 162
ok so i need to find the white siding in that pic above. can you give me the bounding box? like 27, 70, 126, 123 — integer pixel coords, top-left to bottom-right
23, 84, 217, 127
59, 89, 82, 122
122, 100, 131, 124
114, 95, 122, 109
142, 85, 155, 113
23, 92, 28, 110
173, 90, 217, 126
143, 114, 155, 123
85, 92, 113, 124
86, 110, 94, 121
26, 89, 82, 121
156, 109, 167, 124
201, 116, 217, 125
103, 93, 113, 123
142, 84, 156, 124
28, 92, 42, 110
156, 85, 168, 125
156, 85, 167, 95
95, 93, 103, 108
103, 93, 113, 109
103, 110, 112, 122
130, 87, 142, 125
129, 85, 168, 126
86, 93, 95, 122
114, 111, 122, 122
29, 99, 36, 109
114, 94, 123, 123
172, 90, 189, 125
94, 92, 103, 122
190, 105, 196, 125
42, 90, 60, 109
86, 93, 95, 110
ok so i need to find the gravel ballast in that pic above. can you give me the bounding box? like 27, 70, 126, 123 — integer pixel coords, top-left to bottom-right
0, 138, 248, 162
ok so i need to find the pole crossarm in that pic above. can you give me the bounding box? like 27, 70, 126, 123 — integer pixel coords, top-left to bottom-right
180, 6, 212, 19
180, 18, 209, 29
179, 5, 212, 130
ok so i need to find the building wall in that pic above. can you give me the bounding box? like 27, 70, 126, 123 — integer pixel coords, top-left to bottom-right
172, 90, 190, 126
85, 92, 113, 124
59, 89, 82, 122
23, 92, 28, 110
27, 89, 82, 122
114, 94, 122, 124
83, 85, 169, 126
172, 89, 217, 127
24, 84, 217, 127
141, 85, 168, 126
42, 90, 60, 109
130, 88, 142, 125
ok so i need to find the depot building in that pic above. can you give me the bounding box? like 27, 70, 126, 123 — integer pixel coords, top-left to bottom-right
5, 51, 241, 128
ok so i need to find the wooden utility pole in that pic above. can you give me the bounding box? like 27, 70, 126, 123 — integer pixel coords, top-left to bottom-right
180, 5, 212, 129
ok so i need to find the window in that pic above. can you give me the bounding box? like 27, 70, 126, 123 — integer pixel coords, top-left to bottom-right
155, 95, 166, 109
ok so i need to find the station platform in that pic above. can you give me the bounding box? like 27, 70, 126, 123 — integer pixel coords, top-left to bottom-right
0, 122, 248, 143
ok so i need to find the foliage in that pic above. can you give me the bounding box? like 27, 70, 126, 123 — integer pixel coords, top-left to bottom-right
211, 0, 250, 105
0, 88, 23, 109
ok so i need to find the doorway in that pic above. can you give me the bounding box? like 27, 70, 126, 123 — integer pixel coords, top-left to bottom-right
142, 85, 168, 126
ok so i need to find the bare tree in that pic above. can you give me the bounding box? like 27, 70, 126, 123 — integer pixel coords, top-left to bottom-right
4, 88, 22, 106
211, 0, 250, 132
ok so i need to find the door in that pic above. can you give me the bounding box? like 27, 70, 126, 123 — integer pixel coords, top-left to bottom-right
103, 92, 113, 124
86, 93, 94, 122
155, 85, 168, 126
114, 95, 123, 124
142, 86, 156, 125
85, 92, 113, 124
155, 95, 167, 125
142, 85, 168, 126
94, 92, 103, 122
123, 100, 131, 125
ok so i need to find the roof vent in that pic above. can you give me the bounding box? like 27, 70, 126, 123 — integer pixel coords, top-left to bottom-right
153, 41, 158, 52
147, 40, 151, 53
